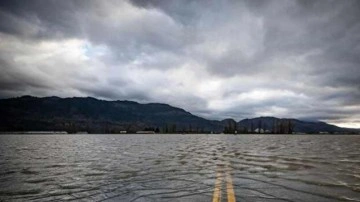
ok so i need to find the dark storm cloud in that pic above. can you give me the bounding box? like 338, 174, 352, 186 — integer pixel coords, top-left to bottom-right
0, 0, 359, 127
0, 0, 84, 39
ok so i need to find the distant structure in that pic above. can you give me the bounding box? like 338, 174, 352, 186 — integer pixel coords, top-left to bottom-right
254, 128, 265, 133
136, 131, 155, 134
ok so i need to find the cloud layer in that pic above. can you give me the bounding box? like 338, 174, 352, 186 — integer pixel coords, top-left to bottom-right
0, 0, 360, 127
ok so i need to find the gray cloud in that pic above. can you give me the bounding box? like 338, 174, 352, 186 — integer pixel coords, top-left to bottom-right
0, 0, 359, 128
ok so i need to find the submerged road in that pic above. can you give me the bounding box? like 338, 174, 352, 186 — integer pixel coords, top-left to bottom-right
212, 164, 236, 202
0, 134, 360, 201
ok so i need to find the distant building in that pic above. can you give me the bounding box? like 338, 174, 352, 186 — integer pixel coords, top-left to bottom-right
136, 131, 155, 134
254, 128, 265, 133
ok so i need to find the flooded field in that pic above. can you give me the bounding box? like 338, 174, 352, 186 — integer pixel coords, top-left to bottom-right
0, 134, 359, 201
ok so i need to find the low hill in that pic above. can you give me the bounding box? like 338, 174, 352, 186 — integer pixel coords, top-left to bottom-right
0, 96, 357, 134
238, 117, 354, 134
0, 96, 223, 133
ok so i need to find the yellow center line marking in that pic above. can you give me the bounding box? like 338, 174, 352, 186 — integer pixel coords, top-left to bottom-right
212, 168, 223, 202
212, 164, 236, 202
226, 170, 236, 202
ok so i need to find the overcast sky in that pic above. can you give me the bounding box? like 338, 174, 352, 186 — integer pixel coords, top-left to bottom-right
0, 0, 359, 127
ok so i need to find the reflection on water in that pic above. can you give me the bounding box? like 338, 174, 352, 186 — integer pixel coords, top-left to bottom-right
0, 134, 359, 201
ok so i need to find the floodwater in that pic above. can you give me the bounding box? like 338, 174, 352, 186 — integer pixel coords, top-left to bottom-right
0, 134, 359, 202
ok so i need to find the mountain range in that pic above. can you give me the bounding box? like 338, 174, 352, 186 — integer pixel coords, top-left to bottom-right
0, 96, 358, 134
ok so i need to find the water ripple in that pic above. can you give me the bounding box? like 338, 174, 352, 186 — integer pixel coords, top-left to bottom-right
0, 134, 359, 201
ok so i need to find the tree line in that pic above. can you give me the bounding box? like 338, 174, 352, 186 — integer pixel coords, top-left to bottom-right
223, 119, 295, 134
59, 119, 295, 134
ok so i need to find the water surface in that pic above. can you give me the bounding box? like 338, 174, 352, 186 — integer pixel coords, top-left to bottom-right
0, 134, 359, 201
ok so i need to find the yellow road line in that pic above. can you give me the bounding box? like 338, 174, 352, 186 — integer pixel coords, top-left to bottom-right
226, 171, 236, 202
212, 164, 236, 202
212, 169, 223, 202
